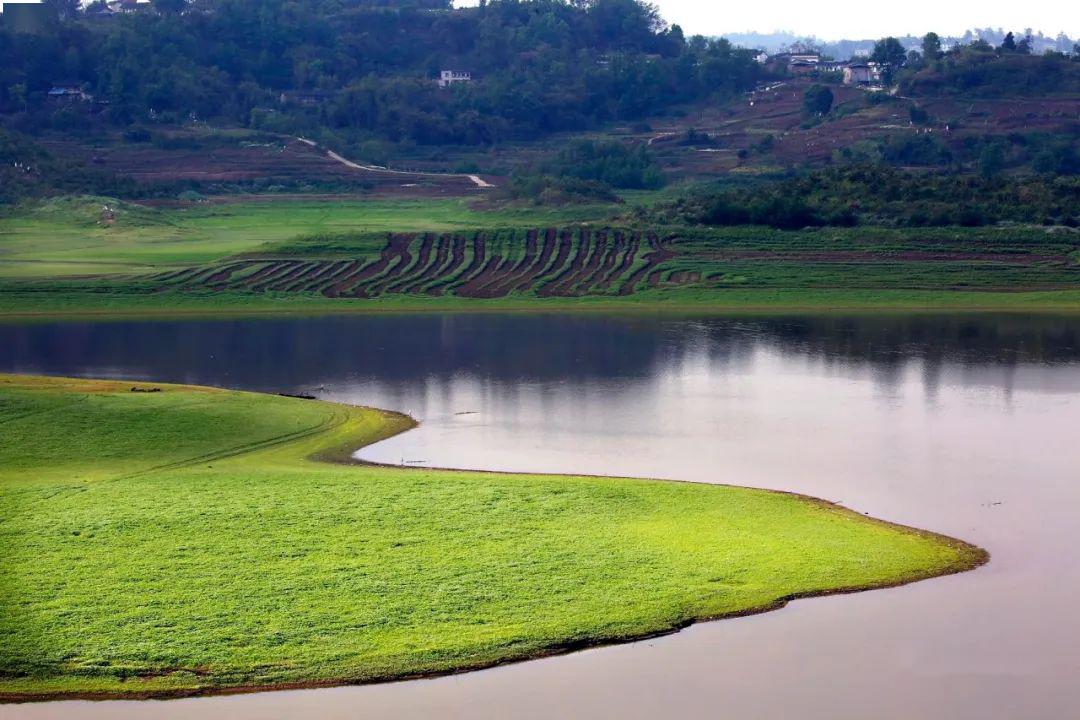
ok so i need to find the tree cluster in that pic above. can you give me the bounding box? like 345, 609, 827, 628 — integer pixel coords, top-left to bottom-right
660, 165, 1080, 229
0, 0, 762, 148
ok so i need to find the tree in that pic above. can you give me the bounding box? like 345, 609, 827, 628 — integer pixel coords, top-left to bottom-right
802, 84, 833, 116
870, 37, 907, 83
10, 83, 28, 114
42, 0, 80, 21
1016, 35, 1033, 55
979, 143, 1006, 179
1001, 32, 1016, 51
921, 32, 942, 61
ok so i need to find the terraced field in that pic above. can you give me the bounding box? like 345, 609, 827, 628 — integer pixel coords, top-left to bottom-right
150, 228, 679, 299
138, 224, 1080, 299
3, 224, 1079, 313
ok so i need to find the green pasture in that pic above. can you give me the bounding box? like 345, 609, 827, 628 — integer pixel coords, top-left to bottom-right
0, 196, 617, 279
0, 375, 984, 699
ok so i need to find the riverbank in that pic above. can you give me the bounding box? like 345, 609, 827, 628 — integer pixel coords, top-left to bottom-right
4, 288, 1080, 321
0, 374, 986, 701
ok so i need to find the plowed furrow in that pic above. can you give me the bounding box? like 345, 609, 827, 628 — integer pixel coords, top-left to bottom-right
321, 260, 366, 298
203, 262, 257, 289
399, 234, 451, 294
539, 229, 591, 297
266, 262, 320, 292
598, 232, 639, 290
586, 231, 623, 293
289, 260, 347, 293
425, 235, 467, 296
244, 262, 303, 292
384, 234, 434, 294
455, 256, 504, 297
476, 229, 539, 298
509, 228, 558, 293
229, 261, 287, 290
619, 233, 674, 295
352, 234, 414, 297
571, 230, 609, 295
442, 234, 488, 295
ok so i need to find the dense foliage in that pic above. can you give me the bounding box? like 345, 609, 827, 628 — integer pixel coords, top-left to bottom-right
0, 0, 761, 148
498, 137, 664, 204
902, 49, 1080, 97
0, 129, 136, 204
663, 166, 1080, 229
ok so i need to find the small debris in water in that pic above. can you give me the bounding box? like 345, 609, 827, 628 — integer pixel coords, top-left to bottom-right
130, 387, 162, 393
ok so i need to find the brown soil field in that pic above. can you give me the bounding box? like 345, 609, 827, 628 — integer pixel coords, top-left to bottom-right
153, 229, 671, 298
39, 135, 491, 198
620, 79, 1080, 178
131, 225, 1080, 300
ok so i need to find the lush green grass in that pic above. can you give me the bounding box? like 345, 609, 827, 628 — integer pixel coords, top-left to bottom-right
0, 374, 985, 700
4, 288, 1080, 319
0, 196, 618, 279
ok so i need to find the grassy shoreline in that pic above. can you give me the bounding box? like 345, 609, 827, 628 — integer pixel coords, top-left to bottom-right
3, 288, 1080, 322
0, 374, 986, 702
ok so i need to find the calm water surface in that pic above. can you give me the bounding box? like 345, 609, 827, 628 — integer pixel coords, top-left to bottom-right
1, 314, 1079, 720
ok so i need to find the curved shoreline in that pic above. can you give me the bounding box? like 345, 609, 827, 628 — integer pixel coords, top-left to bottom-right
0, 375, 989, 704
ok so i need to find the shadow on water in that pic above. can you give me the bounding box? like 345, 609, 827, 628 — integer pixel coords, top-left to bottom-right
1, 314, 1079, 394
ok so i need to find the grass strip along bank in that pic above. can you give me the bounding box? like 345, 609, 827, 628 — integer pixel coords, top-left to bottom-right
0, 375, 986, 701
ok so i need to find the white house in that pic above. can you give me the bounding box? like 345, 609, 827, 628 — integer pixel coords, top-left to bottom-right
437, 70, 472, 88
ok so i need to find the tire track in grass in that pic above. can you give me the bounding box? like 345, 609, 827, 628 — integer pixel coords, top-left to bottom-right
111, 409, 351, 483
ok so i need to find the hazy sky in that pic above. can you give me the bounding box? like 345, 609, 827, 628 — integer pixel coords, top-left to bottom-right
0, 0, 1075, 38
457, 1, 1080, 40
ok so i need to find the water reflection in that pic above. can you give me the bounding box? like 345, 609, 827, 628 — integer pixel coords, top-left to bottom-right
2, 313, 1080, 720
1, 314, 1079, 397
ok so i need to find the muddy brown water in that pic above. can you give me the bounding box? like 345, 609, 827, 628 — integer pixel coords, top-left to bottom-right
1, 313, 1079, 720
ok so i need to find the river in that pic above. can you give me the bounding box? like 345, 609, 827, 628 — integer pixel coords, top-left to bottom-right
1, 313, 1078, 719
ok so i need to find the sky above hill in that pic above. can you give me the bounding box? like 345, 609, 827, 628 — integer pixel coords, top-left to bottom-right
0, 0, 1075, 38
456, 0, 1078, 40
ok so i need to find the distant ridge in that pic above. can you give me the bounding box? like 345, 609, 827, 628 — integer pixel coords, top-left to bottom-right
722, 29, 1077, 58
